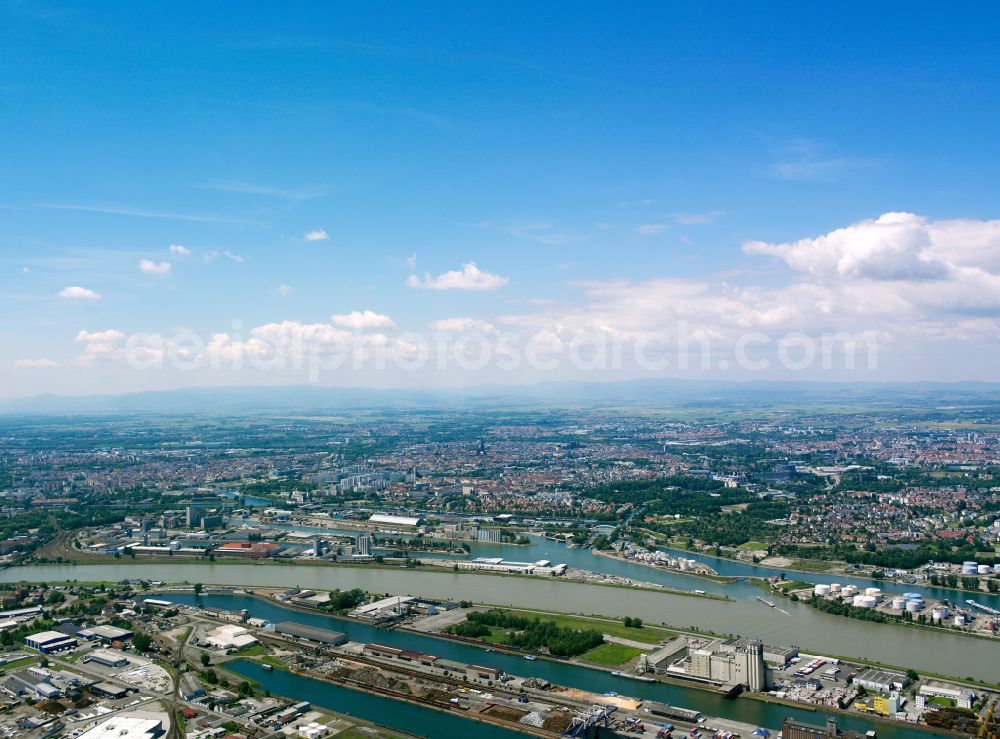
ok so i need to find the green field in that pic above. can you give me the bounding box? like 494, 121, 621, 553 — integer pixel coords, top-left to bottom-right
503, 609, 673, 645
579, 643, 643, 666
234, 644, 267, 656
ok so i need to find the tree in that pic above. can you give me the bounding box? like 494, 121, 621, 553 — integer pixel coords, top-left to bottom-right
193, 583, 203, 595
200, 653, 210, 667
133, 633, 152, 652
906, 669, 919, 681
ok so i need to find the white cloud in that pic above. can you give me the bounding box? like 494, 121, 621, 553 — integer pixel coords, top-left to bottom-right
204, 250, 246, 263
169, 244, 192, 255
59, 286, 101, 300
406, 262, 508, 291
14, 358, 57, 369
769, 140, 875, 182
329, 310, 395, 329
476, 221, 576, 245
429, 317, 497, 334
74, 329, 127, 364
198, 180, 332, 200
275, 284, 293, 296
636, 224, 668, 236
76, 329, 125, 343
671, 210, 724, 225
305, 228, 329, 241
139, 259, 172, 275
407, 253, 417, 270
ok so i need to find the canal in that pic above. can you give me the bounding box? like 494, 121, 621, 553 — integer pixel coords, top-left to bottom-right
228, 659, 520, 738
171, 592, 943, 739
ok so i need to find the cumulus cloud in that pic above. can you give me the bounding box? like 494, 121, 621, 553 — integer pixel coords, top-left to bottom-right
493, 212, 1000, 354
169, 244, 192, 255
14, 358, 57, 369
275, 284, 293, 296
406, 262, 508, 291
329, 310, 395, 329
139, 259, 172, 275
74, 329, 127, 364
305, 228, 329, 241
59, 286, 101, 300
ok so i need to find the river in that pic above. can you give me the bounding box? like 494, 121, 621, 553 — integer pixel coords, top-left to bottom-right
176, 593, 941, 739
247, 523, 1000, 613
3, 561, 996, 682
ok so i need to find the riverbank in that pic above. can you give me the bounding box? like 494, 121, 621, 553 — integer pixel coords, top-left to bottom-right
222, 658, 549, 738
748, 578, 1000, 645
198, 587, 1000, 695
192, 590, 961, 739
6, 561, 996, 683
590, 546, 736, 584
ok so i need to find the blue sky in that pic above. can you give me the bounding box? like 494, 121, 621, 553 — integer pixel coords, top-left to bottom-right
3, 2, 1000, 394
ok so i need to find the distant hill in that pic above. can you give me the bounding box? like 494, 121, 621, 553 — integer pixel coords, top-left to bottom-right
3, 379, 1000, 415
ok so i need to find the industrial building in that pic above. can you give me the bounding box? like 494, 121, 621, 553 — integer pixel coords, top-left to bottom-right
353, 533, 372, 558
688, 639, 767, 692
350, 595, 414, 621
364, 642, 439, 666
76, 712, 164, 739
213, 541, 283, 558
917, 683, 976, 710
853, 667, 909, 694
476, 528, 504, 543
369, 513, 422, 527
205, 623, 258, 650
718, 638, 798, 667
273, 621, 348, 646
782, 717, 871, 739
90, 681, 129, 699
84, 648, 130, 668
24, 630, 78, 653
454, 557, 567, 576
76, 624, 134, 642
466, 664, 502, 681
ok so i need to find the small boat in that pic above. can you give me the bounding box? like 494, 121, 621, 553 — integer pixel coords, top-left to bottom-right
611, 671, 622, 677
524, 655, 537, 661
261, 664, 273, 671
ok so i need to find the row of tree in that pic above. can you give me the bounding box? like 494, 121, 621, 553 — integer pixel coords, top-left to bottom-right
451, 609, 605, 657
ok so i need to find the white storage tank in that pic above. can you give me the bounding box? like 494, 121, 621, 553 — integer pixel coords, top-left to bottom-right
842, 585, 858, 597
859, 595, 878, 609
905, 600, 922, 613
830, 583, 842, 594
814, 584, 832, 597
954, 614, 966, 626
890, 598, 906, 610
978, 565, 992, 575
961, 561, 978, 575
932, 606, 949, 622
865, 587, 881, 596
853, 595, 866, 607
